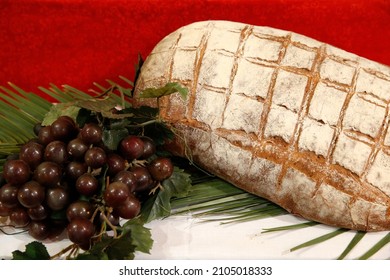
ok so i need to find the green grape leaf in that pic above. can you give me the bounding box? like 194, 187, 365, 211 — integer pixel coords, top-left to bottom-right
41, 103, 80, 126
12, 241, 51, 260
121, 217, 153, 254
75, 98, 117, 114
138, 82, 188, 100
140, 168, 192, 223
102, 127, 129, 151
75, 220, 152, 260
76, 233, 136, 260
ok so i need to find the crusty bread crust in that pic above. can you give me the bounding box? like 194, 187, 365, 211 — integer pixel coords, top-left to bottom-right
135, 20, 390, 231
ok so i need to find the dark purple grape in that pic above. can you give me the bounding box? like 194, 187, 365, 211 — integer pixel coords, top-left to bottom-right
0, 183, 19, 208
10, 207, 30, 227
106, 153, 126, 176
44, 140, 68, 165
67, 217, 95, 245
66, 200, 94, 222
113, 170, 137, 193
28, 221, 50, 240
79, 123, 103, 145
148, 157, 174, 181
75, 174, 99, 196
114, 194, 140, 219
47, 219, 68, 241
33, 123, 43, 136
17, 180, 45, 208
104, 182, 129, 207
37, 126, 55, 146
66, 161, 88, 181
50, 116, 78, 141
130, 166, 154, 193
0, 201, 12, 217
84, 147, 107, 169
27, 204, 50, 221
67, 138, 88, 160
19, 142, 44, 169
140, 136, 156, 159
34, 161, 62, 187
2, 159, 31, 185
118, 136, 144, 161
46, 187, 69, 210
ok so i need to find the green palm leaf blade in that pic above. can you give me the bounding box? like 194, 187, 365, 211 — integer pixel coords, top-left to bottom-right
357, 232, 390, 260
261, 221, 318, 233
170, 178, 287, 224
290, 228, 350, 252
337, 231, 366, 260
0, 86, 49, 121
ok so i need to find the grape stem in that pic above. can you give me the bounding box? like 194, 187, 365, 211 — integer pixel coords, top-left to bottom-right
50, 243, 78, 260
125, 119, 159, 128
99, 210, 118, 238
149, 182, 163, 195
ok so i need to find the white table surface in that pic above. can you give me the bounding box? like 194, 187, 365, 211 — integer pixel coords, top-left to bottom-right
1, 213, 389, 260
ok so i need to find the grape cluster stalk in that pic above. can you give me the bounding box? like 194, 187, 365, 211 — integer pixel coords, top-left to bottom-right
0, 115, 174, 250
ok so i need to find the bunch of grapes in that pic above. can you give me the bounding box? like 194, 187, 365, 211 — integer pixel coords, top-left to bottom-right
0, 115, 174, 249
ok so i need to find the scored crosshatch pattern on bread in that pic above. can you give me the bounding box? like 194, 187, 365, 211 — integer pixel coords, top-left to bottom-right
135, 21, 390, 231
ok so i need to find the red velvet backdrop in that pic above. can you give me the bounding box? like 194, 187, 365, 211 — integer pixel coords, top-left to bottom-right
1, 0, 389, 98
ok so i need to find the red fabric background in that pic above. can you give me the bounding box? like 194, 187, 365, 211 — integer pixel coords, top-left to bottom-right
1, 0, 389, 97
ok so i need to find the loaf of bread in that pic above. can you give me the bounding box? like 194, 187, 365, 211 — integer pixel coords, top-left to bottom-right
134, 20, 390, 231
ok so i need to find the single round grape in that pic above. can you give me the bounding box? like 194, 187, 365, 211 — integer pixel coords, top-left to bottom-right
0, 183, 20, 208
58, 115, 76, 126
37, 125, 55, 146
106, 153, 126, 176
130, 166, 154, 193
84, 147, 107, 169
67, 138, 88, 160
47, 219, 68, 240
66, 200, 94, 222
17, 180, 45, 208
67, 217, 95, 245
148, 157, 174, 181
75, 173, 99, 196
33, 123, 43, 136
66, 161, 88, 181
0, 201, 12, 217
19, 142, 44, 169
2, 159, 31, 185
10, 207, 30, 227
104, 181, 129, 207
46, 187, 69, 210
114, 194, 140, 219
27, 204, 50, 221
118, 135, 144, 161
44, 140, 68, 165
140, 136, 156, 159
79, 122, 103, 145
28, 221, 50, 240
50, 116, 78, 141
34, 161, 62, 187
113, 170, 137, 193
